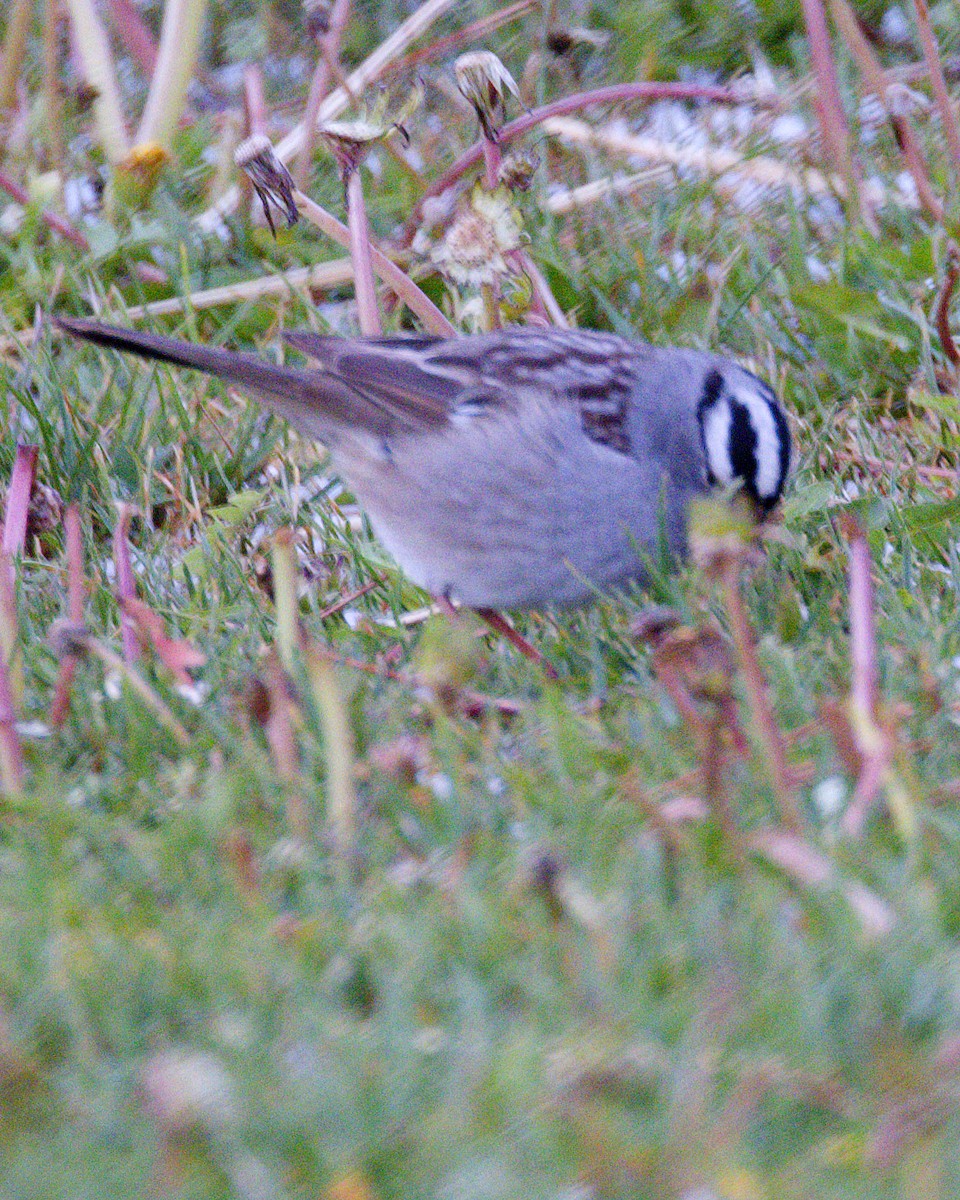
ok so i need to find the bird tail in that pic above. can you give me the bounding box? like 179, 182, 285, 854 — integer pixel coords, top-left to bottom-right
53, 315, 366, 440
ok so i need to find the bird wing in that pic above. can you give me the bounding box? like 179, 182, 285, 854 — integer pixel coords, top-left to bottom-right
286, 328, 641, 454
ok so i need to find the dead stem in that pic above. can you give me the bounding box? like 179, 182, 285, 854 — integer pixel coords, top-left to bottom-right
402, 81, 750, 246
294, 0, 352, 191
49, 505, 85, 729
294, 189, 454, 334
721, 561, 804, 833
911, 0, 960, 182
828, 0, 945, 224
799, 0, 874, 229
935, 252, 960, 372
475, 608, 557, 677
345, 168, 382, 336
0, 171, 89, 251
112, 505, 140, 667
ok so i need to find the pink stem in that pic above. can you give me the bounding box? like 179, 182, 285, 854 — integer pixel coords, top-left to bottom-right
345, 169, 381, 335
0, 582, 24, 794
0, 170, 89, 250
106, 0, 158, 74
396, 0, 536, 73
112, 505, 139, 666
243, 63, 267, 138
402, 82, 748, 246
1, 444, 38, 555
912, 0, 960, 181
846, 517, 879, 721
799, 0, 862, 204
50, 504, 85, 729
294, 0, 352, 191
482, 137, 501, 190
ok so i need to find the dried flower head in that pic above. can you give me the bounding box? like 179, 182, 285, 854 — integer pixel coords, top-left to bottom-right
303, 0, 333, 38
431, 181, 524, 288
454, 50, 519, 141
318, 81, 423, 176
234, 134, 298, 235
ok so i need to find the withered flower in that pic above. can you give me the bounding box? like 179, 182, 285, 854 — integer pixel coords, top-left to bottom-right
234, 134, 298, 236
318, 81, 423, 177
431, 181, 524, 288
303, 0, 333, 38
454, 50, 519, 141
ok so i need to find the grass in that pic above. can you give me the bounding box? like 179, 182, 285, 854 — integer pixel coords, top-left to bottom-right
3, 1, 960, 1196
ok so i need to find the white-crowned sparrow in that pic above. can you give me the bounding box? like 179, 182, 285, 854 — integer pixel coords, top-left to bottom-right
55, 318, 791, 608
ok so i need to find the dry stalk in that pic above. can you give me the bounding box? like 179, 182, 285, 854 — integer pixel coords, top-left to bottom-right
344, 168, 381, 336
112, 505, 139, 666
0, 0, 32, 116
749, 828, 894, 936
264, 652, 311, 840
197, 0, 460, 232
799, 0, 871, 227
2, 444, 39, 556
122, 259, 356, 320
43, 0, 65, 172
49, 505, 85, 729
720, 559, 805, 834
403, 81, 754, 246
0, 171, 89, 250
293, 190, 455, 334
294, 0, 353, 191
0, 571, 24, 796
828, 0, 945, 224
934, 251, 960, 372
540, 116, 900, 210
243, 62, 268, 139
304, 638, 357, 853
60, 628, 191, 745
395, 0, 537, 74
837, 514, 914, 840
911, 0, 960, 182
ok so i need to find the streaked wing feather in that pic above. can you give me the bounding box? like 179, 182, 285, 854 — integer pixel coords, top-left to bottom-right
288, 328, 639, 453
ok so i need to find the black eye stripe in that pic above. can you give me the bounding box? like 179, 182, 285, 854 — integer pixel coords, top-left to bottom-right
727, 399, 759, 498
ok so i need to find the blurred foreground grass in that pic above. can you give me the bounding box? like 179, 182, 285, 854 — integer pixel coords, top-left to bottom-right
3, 2, 960, 1197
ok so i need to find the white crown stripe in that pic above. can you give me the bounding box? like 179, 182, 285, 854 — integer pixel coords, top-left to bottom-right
734, 386, 782, 500
703, 396, 735, 486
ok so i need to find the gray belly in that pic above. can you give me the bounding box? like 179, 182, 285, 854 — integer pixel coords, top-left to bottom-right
333, 410, 694, 609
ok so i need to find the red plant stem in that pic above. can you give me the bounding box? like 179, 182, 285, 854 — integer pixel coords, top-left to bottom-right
106, 0, 158, 73
243, 63, 267, 138
112, 505, 139, 666
935, 253, 960, 370
394, 0, 537, 75
912, 0, 960, 181
845, 517, 879, 723
475, 607, 557, 678
49, 505, 84, 729
345, 169, 382, 335
799, 0, 867, 222
0, 169, 89, 250
401, 81, 747, 245
294, 0, 352, 191
0, 581, 24, 795
828, 0, 945, 224
317, 575, 384, 620
482, 137, 501, 190
721, 562, 804, 833
294, 189, 455, 334
1, 444, 38, 555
